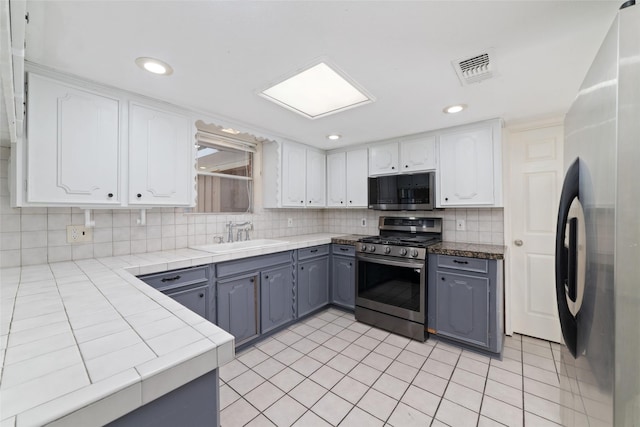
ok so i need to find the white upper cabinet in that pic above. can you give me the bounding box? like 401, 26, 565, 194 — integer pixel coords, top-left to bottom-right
306, 150, 326, 207
400, 136, 436, 172
327, 152, 346, 207
19, 71, 195, 208
438, 120, 502, 207
26, 74, 121, 205
128, 103, 194, 206
281, 143, 307, 207
262, 141, 326, 208
327, 148, 368, 208
369, 142, 399, 176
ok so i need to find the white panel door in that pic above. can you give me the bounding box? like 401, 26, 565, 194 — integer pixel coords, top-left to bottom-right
508, 125, 563, 342
327, 152, 346, 207
439, 127, 494, 206
128, 103, 193, 206
281, 143, 306, 207
306, 150, 326, 207
27, 74, 120, 204
369, 142, 398, 176
346, 148, 368, 207
400, 136, 436, 172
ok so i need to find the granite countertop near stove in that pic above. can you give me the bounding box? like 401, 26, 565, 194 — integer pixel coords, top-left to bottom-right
330, 235, 368, 246
428, 242, 506, 260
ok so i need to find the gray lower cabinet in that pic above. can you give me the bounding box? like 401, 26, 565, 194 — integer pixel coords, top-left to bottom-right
298, 252, 330, 317
217, 275, 259, 345
331, 245, 356, 309
261, 264, 295, 334
137, 266, 214, 322
428, 254, 503, 353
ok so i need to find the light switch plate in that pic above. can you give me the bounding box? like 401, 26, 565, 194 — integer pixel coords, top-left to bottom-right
456, 219, 466, 231
67, 225, 93, 243
287, 218, 293, 227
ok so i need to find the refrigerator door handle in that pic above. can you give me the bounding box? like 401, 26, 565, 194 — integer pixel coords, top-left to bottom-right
555, 158, 580, 357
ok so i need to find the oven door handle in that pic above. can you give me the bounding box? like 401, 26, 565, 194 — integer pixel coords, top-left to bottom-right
356, 253, 425, 269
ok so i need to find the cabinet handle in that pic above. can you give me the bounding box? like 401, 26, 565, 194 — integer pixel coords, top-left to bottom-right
453, 260, 469, 265
199, 293, 204, 298
310, 249, 318, 253
339, 247, 349, 251
137, 193, 142, 198
108, 193, 114, 198
161, 275, 181, 282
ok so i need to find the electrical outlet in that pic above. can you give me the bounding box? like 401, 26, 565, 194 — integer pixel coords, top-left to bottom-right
456, 219, 466, 231
361, 218, 367, 227
67, 225, 93, 243
287, 218, 293, 227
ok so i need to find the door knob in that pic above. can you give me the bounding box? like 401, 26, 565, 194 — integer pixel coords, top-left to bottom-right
514, 239, 524, 246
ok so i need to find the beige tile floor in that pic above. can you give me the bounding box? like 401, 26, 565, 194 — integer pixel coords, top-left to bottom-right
219, 308, 563, 427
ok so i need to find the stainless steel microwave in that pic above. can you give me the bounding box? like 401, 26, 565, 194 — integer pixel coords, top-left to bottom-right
368, 172, 435, 211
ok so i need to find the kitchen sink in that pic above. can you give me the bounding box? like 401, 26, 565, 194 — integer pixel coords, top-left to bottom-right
191, 239, 289, 254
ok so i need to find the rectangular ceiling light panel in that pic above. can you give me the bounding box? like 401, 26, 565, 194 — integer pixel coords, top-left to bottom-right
260, 62, 373, 119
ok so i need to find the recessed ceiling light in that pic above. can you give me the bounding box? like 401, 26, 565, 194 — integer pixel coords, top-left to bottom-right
199, 166, 207, 169
221, 128, 241, 135
135, 57, 173, 75
327, 134, 341, 141
259, 62, 374, 120
443, 104, 467, 114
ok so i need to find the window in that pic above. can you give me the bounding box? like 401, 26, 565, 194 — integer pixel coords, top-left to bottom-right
194, 122, 257, 213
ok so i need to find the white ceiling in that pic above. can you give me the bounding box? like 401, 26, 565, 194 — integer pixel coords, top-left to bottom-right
22, 1, 620, 149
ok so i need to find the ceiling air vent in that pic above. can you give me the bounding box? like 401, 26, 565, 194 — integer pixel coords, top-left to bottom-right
452, 49, 496, 85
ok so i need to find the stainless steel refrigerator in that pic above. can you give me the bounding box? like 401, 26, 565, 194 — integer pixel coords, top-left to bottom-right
555, 1, 639, 426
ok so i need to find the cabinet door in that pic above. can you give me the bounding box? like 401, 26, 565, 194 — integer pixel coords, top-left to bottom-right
27, 74, 120, 204
298, 257, 329, 317
165, 283, 209, 320
128, 103, 193, 206
331, 255, 355, 309
261, 265, 294, 333
346, 149, 368, 207
369, 142, 399, 176
306, 150, 326, 207
217, 276, 259, 345
326, 152, 346, 207
436, 271, 489, 348
281, 143, 307, 207
439, 127, 494, 206
400, 137, 436, 172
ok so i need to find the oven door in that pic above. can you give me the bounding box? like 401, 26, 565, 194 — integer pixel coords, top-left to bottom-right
356, 253, 426, 323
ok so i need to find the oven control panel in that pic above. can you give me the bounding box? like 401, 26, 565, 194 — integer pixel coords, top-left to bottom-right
358, 243, 427, 260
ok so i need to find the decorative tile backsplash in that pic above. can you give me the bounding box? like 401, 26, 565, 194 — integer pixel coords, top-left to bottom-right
0, 143, 503, 268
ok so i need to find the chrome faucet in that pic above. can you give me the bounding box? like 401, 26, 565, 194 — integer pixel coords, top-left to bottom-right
226, 221, 252, 242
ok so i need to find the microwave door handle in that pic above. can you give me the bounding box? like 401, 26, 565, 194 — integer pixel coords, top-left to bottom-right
567, 217, 578, 302
555, 158, 580, 357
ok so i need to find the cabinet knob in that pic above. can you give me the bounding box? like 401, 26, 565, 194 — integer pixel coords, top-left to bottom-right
405, 165, 409, 168
349, 201, 352, 204
445, 197, 449, 201
137, 193, 142, 198
340, 201, 343, 204
514, 239, 524, 246
349, 262, 352, 266
441, 277, 445, 281
250, 278, 254, 282
300, 266, 304, 270
391, 166, 395, 170
108, 193, 114, 198
309, 201, 311, 204
265, 275, 269, 279
300, 200, 304, 204
199, 293, 204, 298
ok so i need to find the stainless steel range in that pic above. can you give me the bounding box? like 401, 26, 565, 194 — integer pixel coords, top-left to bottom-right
355, 216, 442, 341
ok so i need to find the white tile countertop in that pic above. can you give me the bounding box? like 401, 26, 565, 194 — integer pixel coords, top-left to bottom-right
0, 233, 342, 427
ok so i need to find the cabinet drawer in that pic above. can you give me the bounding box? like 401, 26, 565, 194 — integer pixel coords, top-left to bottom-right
436, 255, 488, 274
298, 245, 330, 260
138, 266, 208, 291
217, 251, 293, 278
332, 244, 355, 257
